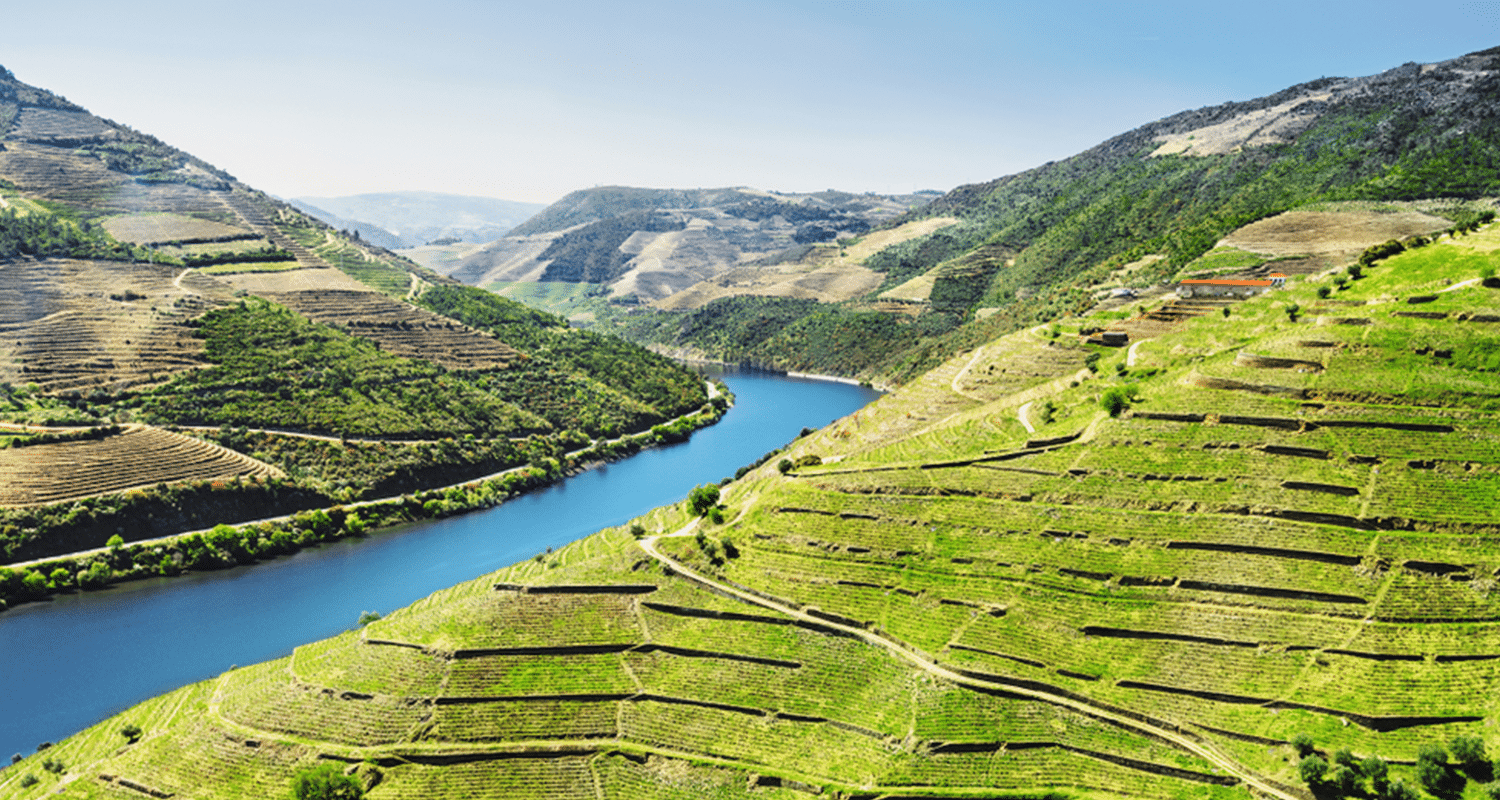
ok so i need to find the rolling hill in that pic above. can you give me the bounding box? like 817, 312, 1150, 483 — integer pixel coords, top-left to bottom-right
442, 185, 935, 305
6, 45, 1500, 800
591, 47, 1500, 385
9, 200, 1500, 800
0, 66, 710, 571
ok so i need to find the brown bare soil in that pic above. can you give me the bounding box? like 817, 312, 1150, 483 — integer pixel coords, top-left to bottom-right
102, 213, 252, 245
1220, 210, 1450, 260
217, 268, 370, 295
257, 289, 520, 371
0, 142, 232, 216
0, 425, 282, 506
0, 258, 233, 391
655, 218, 959, 310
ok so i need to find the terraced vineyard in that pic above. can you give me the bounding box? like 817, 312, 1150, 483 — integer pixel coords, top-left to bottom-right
0, 258, 232, 391
255, 289, 521, 372
18, 219, 1499, 799
0, 425, 281, 506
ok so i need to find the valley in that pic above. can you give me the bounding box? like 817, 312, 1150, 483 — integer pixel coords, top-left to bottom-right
2, 41, 1500, 800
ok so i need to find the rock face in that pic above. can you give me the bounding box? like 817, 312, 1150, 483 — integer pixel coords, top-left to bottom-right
445, 186, 935, 302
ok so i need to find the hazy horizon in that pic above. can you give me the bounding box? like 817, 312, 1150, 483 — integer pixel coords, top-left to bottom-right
4, 0, 1496, 205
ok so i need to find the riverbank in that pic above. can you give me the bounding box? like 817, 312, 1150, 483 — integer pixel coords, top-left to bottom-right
0, 383, 732, 612
670, 352, 889, 391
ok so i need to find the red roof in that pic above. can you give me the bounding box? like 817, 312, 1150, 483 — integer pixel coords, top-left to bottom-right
1180, 279, 1274, 287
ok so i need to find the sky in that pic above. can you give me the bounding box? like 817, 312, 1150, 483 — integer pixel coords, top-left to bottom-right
3, 1, 1498, 205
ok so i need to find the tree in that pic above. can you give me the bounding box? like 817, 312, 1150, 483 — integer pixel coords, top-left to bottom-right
1451, 735, 1487, 770
1330, 765, 1359, 796
777, 458, 793, 474
1099, 385, 1138, 417
686, 484, 720, 516
1298, 754, 1328, 786
1290, 732, 1316, 757
1363, 755, 1389, 796
290, 762, 363, 800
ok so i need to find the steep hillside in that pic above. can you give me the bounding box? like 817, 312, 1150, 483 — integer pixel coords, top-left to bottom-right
0, 67, 709, 569
448, 186, 932, 303
600, 48, 1500, 385
15, 211, 1500, 799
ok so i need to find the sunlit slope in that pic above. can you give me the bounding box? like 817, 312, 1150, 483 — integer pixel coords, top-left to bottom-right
9, 224, 1500, 798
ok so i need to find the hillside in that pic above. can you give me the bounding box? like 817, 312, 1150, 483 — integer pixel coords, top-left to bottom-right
591, 48, 1500, 385
0, 67, 709, 568
445, 186, 933, 304
11, 206, 1499, 799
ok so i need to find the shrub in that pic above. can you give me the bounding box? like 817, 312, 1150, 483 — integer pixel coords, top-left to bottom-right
120, 723, 142, 742
777, 458, 793, 474
1317, 286, 1331, 299
1386, 780, 1418, 800
41, 757, 63, 774
686, 484, 720, 516
1452, 735, 1487, 765
291, 762, 363, 800
1330, 765, 1359, 796
629, 523, 647, 539
1297, 754, 1328, 785
1363, 755, 1389, 795
18, 775, 36, 787
1099, 385, 1138, 417
1290, 733, 1316, 757
355, 611, 381, 628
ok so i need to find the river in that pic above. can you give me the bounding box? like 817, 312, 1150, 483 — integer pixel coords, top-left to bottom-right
0, 368, 879, 761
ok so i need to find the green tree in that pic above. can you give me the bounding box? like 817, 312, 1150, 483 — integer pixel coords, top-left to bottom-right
1330, 765, 1359, 796
1290, 732, 1316, 758
687, 484, 720, 517
1362, 755, 1389, 796
290, 762, 363, 800
1451, 735, 1487, 770
1298, 754, 1328, 786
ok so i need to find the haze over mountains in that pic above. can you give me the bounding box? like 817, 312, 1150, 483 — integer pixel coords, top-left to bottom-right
289, 191, 548, 249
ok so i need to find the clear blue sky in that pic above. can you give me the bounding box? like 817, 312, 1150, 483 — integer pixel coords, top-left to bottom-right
3, 1, 1497, 204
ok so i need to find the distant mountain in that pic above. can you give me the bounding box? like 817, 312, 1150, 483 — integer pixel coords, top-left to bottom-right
291, 191, 547, 248
449, 185, 935, 302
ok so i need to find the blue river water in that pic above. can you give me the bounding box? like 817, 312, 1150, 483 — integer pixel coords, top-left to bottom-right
0, 368, 879, 761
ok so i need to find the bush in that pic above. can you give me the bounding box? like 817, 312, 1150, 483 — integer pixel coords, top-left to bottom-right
1290, 732, 1316, 757
1363, 755, 1389, 796
1317, 286, 1331, 299
686, 484, 720, 517
19, 774, 36, 787
1452, 735, 1487, 768
1100, 385, 1138, 417
291, 762, 363, 800
1297, 754, 1328, 785
120, 723, 142, 742
777, 458, 792, 474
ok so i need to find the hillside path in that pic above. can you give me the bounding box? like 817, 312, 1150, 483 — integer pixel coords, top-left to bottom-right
637, 524, 1302, 800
